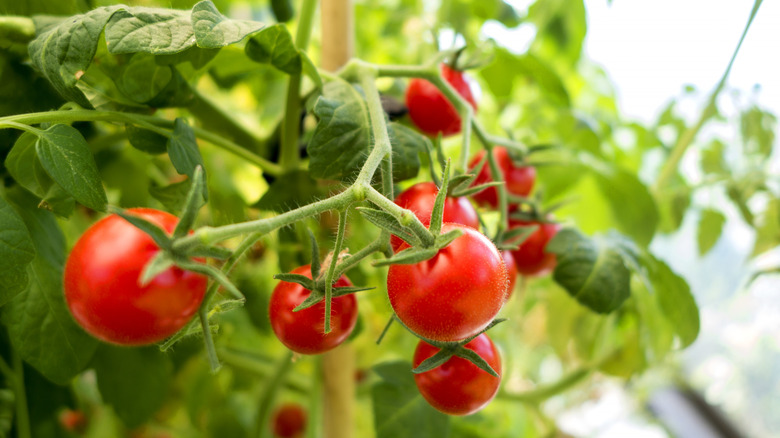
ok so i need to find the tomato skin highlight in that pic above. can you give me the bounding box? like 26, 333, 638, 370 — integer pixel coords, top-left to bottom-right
413, 333, 502, 416
387, 223, 508, 342
390, 182, 479, 251
272, 403, 307, 438
64, 208, 207, 346
509, 219, 561, 277
469, 146, 536, 209
502, 250, 518, 299
405, 64, 477, 137
269, 265, 358, 355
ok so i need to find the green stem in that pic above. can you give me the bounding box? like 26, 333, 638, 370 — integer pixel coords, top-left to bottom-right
652, 0, 763, 193
364, 186, 434, 246
0, 111, 282, 176
254, 351, 295, 438
323, 209, 349, 333
428, 75, 474, 172
499, 367, 592, 405
354, 66, 392, 185
11, 350, 30, 438
332, 238, 384, 279
218, 349, 309, 393
188, 88, 267, 155
199, 309, 221, 372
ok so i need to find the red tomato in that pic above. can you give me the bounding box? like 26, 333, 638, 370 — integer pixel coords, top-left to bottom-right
387, 223, 507, 342
502, 250, 518, 299
64, 208, 207, 346
269, 265, 358, 355
59, 409, 87, 433
272, 403, 307, 438
413, 333, 502, 416
405, 64, 477, 137
469, 147, 535, 209
509, 219, 561, 277
390, 182, 479, 251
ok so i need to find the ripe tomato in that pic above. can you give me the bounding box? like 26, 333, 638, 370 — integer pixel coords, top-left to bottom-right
387, 223, 507, 342
272, 403, 307, 438
509, 219, 561, 277
64, 208, 207, 346
269, 265, 358, 355
59, 409, 87, 433
502, 250, 518, 299
390, 182, 479, 251
469, 147, 535, 209
413, 333, 502, 416
405, 64, 477, 137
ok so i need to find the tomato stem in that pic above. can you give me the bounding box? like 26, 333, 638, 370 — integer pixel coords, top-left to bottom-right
323, 209, 349, 334
198, 308, 221, 372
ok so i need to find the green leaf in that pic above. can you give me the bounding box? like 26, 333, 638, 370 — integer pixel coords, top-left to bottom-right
700, 139, 727, 175
255, 170, 329, 212
0, 194, 35, 307
155, 46, 220, 69
116, 53, 174, 104
5, 132, 54, 198
105, 7, 192, 55
697, 209, 726, 256
547, 228, 631, 313
126, 124, 168, 155
173, 165, 207, 238
167, 118, 205, 179
191, 0, 264, 49
307, 78, 371, 181
656, 173, 690, 234
35, 124, 108, 212
245, 24, 301, 75
387, 123, 429, 182
752, 197, 780, 257
149, 179, 192, 213
28, 6, 121, 106
741, 105, 776, 158
92, 345, 173, 428
1, 190, 98, 384
371, 361, 450, 438
645, 255, 699, 347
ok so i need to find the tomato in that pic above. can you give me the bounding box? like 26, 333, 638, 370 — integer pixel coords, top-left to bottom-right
269, 265, 358, 355
405, 64, 477, 137
508, 219, 561, 277
272, 403, 307, 438
390, 182, 479, 251
387, 223, 507, 342
469, 147, 535, 209
59, 409, 87, 433
502, 250, 518, 299
413, 333, 502, 416
64, 208, 207, 346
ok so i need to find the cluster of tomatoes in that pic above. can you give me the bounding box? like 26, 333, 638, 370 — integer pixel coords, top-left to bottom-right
61, 64, 560, 420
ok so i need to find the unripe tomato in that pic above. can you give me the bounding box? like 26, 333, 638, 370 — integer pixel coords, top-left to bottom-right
508, 219, 561, 277
387, 224, 508, 342
64, 208, 207, 345
405, 64, 477, 137
272, 403, 307, 438
469, 147, 535, 209
413, 333, 502, 416
269, 265, 358, 355
390, 182, 479, 251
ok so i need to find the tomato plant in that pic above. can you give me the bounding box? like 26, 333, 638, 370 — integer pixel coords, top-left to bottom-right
271, 403, 307, 438
412, 334, 502, 416
390, 181, 479, 250
405, 64, 477, 137
0, 0, 768, 436
63, 208, 207, 345
387, 223, 507, 342
269, 265, 358, 355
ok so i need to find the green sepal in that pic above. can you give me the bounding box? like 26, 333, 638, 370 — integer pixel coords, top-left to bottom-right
308, 229, 321, 279
372, 247, 438, 267
210, 298, 245, 314
428, 159, 452, 236
454, 347, 499, 377
175, 258, 245, 301
411, 348, 455, 374
186, 244, 233, 260
451, 181, 503, 198
333, 285, 376, 297
172, 165, 206, 239
139, 252, 174, 286
497, 224, 538, 250
433, 228, 463, 249
110, 206, 172, 251
357, 207, 421, 247
273, 273, 316, 291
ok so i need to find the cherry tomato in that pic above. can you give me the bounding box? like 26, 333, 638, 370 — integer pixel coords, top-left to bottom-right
405, 64, 477, 137
64, 208, 207, 346
269, 265, 358, 355
59, 409, 87, 433
509, 219, 561, 277
387, 223, 507, 342
502, 250, 518, 299
390, 182, 479, 251
413, 333, 502, 416
469, 147, 535, 209
272, 403, 307, 438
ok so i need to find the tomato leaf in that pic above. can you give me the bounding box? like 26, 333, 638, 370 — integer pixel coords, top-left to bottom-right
547, 228, 631, 313
1, 189, 98, 384
149, 179, 192, 213
245, 24, 301, 75
35, 124, 108, 212
173, 165, 207, 238
167, 118, 206, 181
105, 8, 191, 55
307, 78, 371, 181
752, 197, 780, 257
697, 209, 726, 256
92, 345, 173, 428
388, 123, 429, 182
0, 194, 35, 307
644, 255, 700, 347
126, 124, 168, 154
191, 0, 264, 48
371, 361, 451, 438
255, 170, 330, 213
